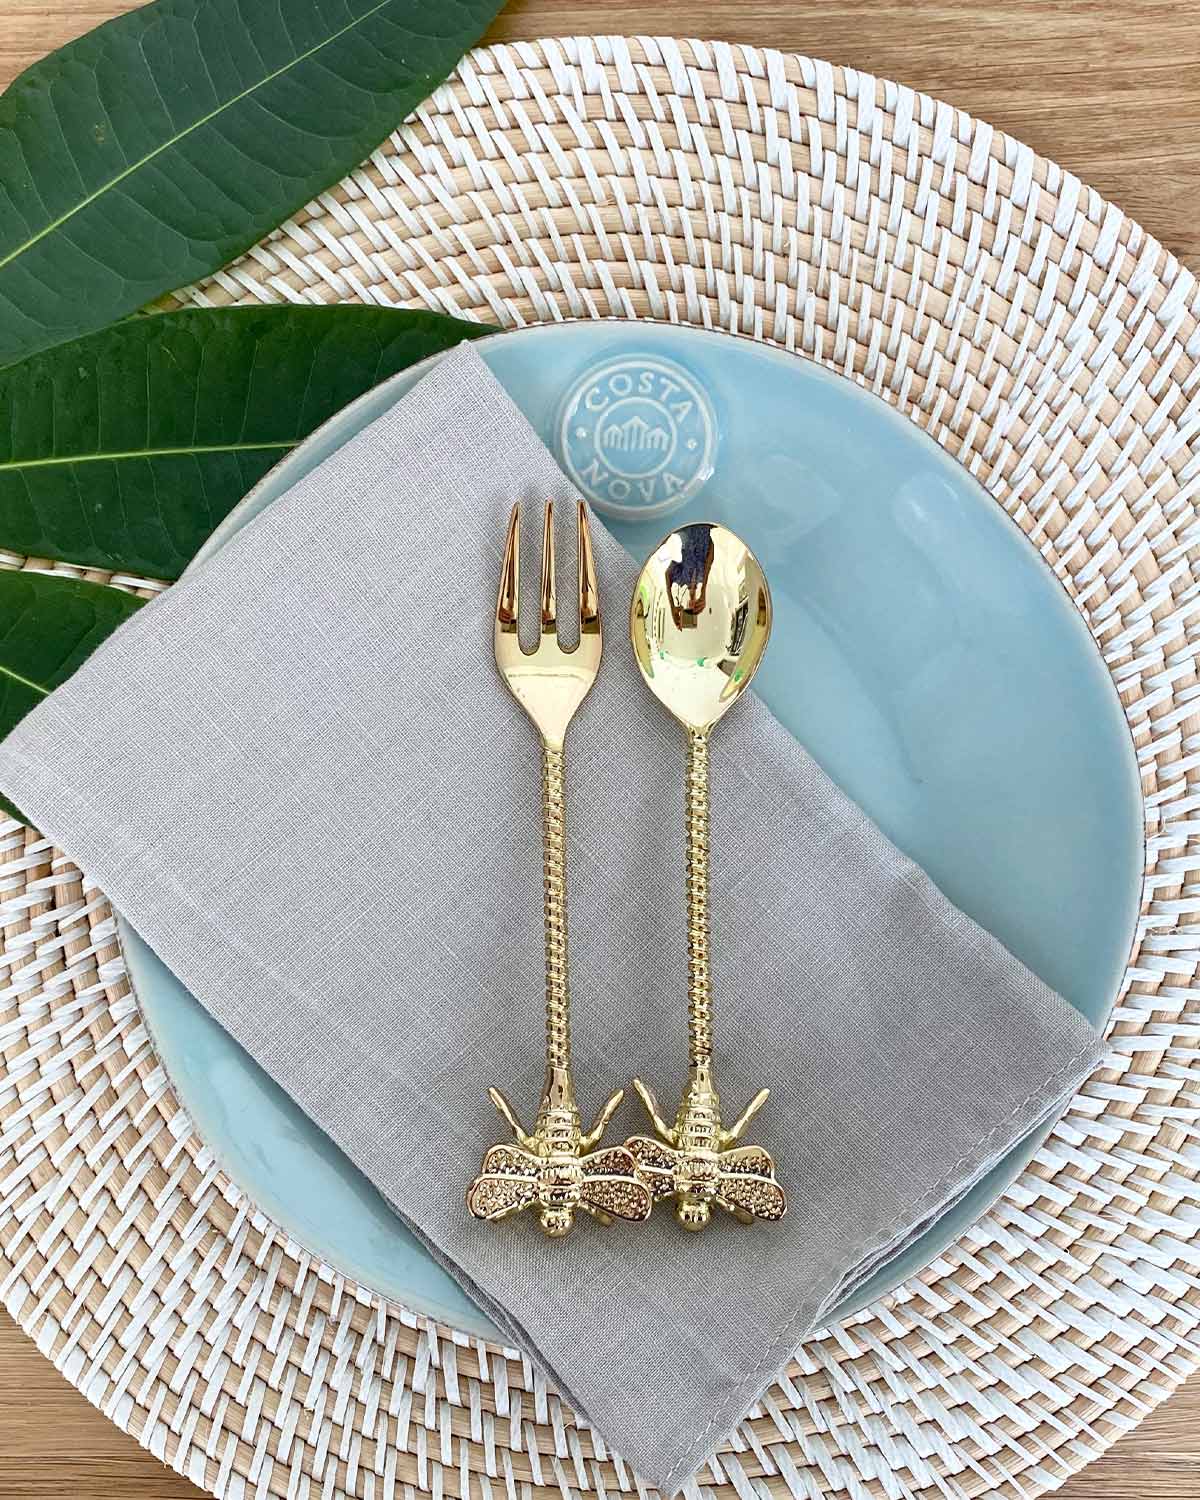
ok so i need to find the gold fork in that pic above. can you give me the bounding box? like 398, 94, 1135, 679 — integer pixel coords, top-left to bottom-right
467, 501, 652, 1238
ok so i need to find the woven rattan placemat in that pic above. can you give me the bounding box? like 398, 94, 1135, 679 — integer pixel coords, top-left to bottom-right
2, 35, 1198, 1500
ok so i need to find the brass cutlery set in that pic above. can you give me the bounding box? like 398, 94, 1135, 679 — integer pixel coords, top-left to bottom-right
467, 502, 787, 1238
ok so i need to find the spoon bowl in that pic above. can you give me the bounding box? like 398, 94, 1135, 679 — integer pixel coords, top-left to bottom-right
630, 522, 773, 732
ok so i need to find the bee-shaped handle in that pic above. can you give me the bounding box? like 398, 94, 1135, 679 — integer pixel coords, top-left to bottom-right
468, 1081, 651, 1236
626, 1068, 786, 1230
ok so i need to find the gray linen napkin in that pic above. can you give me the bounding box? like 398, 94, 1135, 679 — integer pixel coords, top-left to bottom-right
0, 342, 1104, 1492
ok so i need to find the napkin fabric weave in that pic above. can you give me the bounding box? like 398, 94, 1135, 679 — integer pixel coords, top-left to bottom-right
0, 343, 1105, 1491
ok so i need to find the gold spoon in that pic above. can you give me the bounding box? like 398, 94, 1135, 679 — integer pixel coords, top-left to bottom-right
626, 522, 787, 1231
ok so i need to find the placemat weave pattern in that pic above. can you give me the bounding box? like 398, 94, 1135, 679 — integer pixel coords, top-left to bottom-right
2, 35, 1198, 1500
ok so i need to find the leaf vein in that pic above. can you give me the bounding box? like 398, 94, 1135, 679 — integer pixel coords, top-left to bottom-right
0, 660, 48, 698
0, 441, 295, 473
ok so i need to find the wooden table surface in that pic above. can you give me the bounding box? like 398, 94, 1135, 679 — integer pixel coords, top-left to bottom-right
1, 1, 1198, 1496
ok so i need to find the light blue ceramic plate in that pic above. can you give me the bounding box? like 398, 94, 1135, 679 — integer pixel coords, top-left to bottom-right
119, 322, 1143, 1340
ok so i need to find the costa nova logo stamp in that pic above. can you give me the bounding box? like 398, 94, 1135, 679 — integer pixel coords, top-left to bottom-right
558, 355, 716, 519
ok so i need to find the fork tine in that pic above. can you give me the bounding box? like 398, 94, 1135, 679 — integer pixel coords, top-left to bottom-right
577, 501, 600, 636
540, 500, 557, 631
497, 503, 520, 632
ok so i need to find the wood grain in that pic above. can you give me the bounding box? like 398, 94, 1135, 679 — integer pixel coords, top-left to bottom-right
0, 2, 1197, 1497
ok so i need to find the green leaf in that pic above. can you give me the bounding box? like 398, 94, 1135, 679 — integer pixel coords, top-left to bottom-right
0, 0, 504, 366
0, 305, 494, 579
0, 570, 144, 824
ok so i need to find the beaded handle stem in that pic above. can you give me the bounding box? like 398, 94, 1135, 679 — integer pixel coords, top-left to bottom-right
543, 743, 571, 1074
685, 728, 713, 1067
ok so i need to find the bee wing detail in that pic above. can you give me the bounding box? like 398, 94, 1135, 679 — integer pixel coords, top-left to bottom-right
467, 1144, 541, 1221
480, 1143, 541, 1176
718, 1144, 776, 1178
580, 1145, 637, 1178
580, 1175, 653, 1222
578, 1144, 653, 1222
467, 1171, 539, 1221
714, 1172, 787, 1221
625, 1134, 682, 1200
715, 1144, 787, 1222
